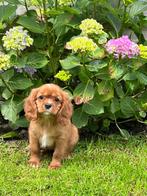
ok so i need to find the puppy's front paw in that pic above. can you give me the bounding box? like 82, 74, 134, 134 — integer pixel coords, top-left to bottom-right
49, 160, 61, 169
28, 158, 40, 168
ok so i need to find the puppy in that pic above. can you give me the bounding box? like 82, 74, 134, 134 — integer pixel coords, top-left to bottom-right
24, 84, 79, 169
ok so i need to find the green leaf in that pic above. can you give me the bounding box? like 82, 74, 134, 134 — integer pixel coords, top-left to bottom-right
0, 131, 19, 139
62, 7, 80, 15
60, 56, 81, 70
109, 63, 124, 79
33, 36, 47, 49
139, 111, 146, 118
138, 91, 147, 104
1, 69, 14, 82
120, 97, 137, 118
17, 15, 45, 33
78, 68, 90, 83
83, 94, 104, 115
119, 129, 130, 140
53, 12, 77, 37
14, 97, 24, 113
76, 0, 90, 9
103, 119, 111, 128
87, 60, 107, 72
97, 81, 114, 101
47, 9, 64, 16
27, 52, 48, 68
129, 2, 147, 18
2, 88, 12, 100
123, 72, 137, 81
126, 81, 140, 93
15, 117, 29, 128
0, 5, 16, 21
91, 47, 105, 59
136, 72, 147, 85
5, 0, 20, 4
107, 13, 122, 34
1, 99, 18, 123
94, 67, 110, 80
115, 83, 125, 98
12, 56, 27, 68
10, 76, 33, 90
72, 107, 88, 128
110, 98, 120, 114
73, 81, 95, 102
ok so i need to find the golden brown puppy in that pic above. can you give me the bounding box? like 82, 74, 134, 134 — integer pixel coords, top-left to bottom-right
24, 84, 79, 169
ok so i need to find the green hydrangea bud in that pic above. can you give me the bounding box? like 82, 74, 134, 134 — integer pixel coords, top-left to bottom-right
55, 70, 72, 81
79, 18, 104, 36
66, 36, 97, 54
139, 45, 147, 59
0, 52, 11, 71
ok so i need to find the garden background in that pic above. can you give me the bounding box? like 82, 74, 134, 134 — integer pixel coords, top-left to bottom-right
0, 0, 147, 139
0, 0, 147, 195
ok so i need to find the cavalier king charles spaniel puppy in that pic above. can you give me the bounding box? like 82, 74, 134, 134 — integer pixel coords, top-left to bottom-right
24, 84, 79, 169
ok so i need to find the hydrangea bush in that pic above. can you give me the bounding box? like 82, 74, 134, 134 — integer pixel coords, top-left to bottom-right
0, 0, 146, 138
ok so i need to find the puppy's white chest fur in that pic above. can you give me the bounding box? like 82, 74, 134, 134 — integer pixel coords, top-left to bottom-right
39, 134, 54, 148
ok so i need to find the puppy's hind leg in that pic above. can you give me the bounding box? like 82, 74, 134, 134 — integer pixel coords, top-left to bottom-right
69, 125, 79, 153
64, 126, 79, 159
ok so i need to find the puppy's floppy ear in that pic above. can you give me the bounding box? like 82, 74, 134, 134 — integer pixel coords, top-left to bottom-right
57, 92, 73, 125
24, 88, 39, 121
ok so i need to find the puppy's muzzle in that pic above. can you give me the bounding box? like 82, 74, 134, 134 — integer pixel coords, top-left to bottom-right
45, 104, 52, 110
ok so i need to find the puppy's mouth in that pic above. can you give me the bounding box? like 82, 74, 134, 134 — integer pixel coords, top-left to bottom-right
43, 111, 52, 115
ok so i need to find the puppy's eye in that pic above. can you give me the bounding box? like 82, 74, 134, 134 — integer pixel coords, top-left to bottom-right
38, 95, 44, 100
55, 97, 60, 102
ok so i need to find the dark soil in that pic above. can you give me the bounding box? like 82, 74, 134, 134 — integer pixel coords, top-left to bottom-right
0, 113, 146, 141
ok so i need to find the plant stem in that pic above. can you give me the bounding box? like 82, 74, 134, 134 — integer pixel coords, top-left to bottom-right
55, 0, 58, 9
114, 114, 129, 139
24, 0, 29, 12
42, 0, 50, 39
82, 55, 92, 81
93, 0, 96, 19
119, 5, 127, 35
118, 0, 121, 8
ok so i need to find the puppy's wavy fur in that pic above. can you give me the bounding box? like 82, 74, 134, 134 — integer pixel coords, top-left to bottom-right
24, 84, 79, 169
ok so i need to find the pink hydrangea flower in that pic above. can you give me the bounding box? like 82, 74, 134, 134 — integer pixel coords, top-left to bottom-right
105, 35, 140, 59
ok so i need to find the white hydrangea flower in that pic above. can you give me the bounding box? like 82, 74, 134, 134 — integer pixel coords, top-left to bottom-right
2, 26, 33, 51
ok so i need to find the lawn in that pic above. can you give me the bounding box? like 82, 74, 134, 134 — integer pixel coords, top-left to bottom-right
0, 135, 146, 196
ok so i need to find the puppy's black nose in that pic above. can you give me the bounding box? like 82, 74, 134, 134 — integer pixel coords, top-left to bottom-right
45, 104, 52, 110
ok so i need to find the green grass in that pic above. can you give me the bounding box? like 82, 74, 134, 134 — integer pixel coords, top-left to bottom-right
0, 135, 147, 196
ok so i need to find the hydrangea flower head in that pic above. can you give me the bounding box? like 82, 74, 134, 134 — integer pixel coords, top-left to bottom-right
105, 35, 139, 59
79, 18, 104, 36
15, 66, 37, 76
55, 70, 72, 82
2, 26, 33, 51
139, 44, 147, 59
0, 52, 11, 71
66, 36, 97, 53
